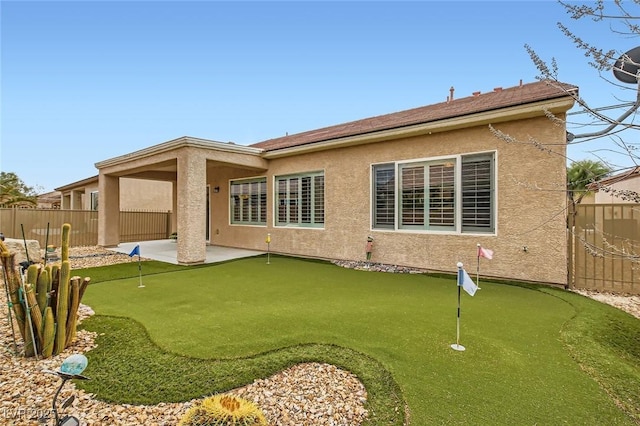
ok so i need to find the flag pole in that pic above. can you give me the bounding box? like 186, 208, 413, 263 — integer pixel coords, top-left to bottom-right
129, 244, 144, 288
137, 251, 144, 288
476, 243, 481, 288
451, 262, 466, 352
266, 233, 271, 265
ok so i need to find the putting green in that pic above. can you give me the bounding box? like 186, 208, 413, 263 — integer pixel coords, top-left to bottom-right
80, 256, 638, 425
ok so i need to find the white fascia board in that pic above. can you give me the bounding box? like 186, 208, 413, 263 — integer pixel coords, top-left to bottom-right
95, 136, 264, 169
262, 98, 575, 159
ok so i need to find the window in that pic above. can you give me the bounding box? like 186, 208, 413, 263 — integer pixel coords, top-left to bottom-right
372, 153, 494, 233
276, 172, 324, 227
461, 154, 494, 232
373, 165, 395, 229
90, 191, 99, 211
230, 178, 266, 225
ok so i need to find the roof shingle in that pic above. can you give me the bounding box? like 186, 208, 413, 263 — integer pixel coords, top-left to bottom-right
250, 79, 577, 152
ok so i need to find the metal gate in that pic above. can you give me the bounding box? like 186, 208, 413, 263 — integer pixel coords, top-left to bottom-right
572, 204, 640, 294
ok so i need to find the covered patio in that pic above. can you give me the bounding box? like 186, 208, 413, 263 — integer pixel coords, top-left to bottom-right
95, 136, 268, 265
109, 240, 264, 265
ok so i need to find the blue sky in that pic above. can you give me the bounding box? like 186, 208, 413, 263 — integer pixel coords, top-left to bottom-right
2, 1, 638, 193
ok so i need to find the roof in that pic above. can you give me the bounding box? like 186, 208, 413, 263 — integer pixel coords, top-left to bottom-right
588, 166, 640, 190
55, 175, 98, 191
250, 79, 578, 152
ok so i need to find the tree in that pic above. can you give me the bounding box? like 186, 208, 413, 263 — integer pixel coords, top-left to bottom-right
523, 0, 640, 177
567, 159, 612, 205
0, 172, 38, 207
488, 1, 640, 296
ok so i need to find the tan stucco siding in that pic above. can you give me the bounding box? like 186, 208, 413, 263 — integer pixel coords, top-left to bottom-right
594, 176, 640, 204
211, 115, 568, 285
119, 178, 173, 211
60, 179, 172, 211
176, 148, 208, 264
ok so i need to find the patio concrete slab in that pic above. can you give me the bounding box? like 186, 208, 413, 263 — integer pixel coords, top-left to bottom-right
108, 240, 264, 265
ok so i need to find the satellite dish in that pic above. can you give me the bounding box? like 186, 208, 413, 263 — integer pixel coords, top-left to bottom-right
613, 46, 640, 84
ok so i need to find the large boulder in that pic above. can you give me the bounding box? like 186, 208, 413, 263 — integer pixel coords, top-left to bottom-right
2, 238, 41, 266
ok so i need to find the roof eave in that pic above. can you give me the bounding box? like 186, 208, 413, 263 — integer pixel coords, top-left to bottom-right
95, 136, 264, 169
55, 175, 99, 192
262, 97, 575, 159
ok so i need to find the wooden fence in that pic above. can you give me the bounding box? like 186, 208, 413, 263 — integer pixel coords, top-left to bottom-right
572, 203, 640, 294
0, 207, 171, 247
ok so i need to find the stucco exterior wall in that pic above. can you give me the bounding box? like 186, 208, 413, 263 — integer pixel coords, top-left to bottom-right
119, 178, 173, 211
594, 175, 640, 204
210, 115, 568, 285
60, 178, 172, 211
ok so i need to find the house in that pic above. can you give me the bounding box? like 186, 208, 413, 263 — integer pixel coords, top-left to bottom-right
55, 175, 173, 211
96, 80, 576, 285
36, 191, 62, 209
586, 166, 640, 204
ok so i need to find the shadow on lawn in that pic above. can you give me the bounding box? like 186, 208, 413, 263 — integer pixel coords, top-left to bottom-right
79, 315, 406, 426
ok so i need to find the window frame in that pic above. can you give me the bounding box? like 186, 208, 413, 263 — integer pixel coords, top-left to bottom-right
371, 152, 496, 234
274, 171, 325, 228
90, 191, 99, 211
229, 176, 267, 226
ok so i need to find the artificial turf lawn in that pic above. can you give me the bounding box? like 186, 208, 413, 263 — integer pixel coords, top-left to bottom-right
78, 255, 640, 425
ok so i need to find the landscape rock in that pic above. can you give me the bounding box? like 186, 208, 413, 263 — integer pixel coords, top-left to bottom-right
2, 237, 41, 265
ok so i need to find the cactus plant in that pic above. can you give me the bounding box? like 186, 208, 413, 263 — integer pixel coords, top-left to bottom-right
0, 224, 91, 358
42, 307, 55, 358
178, 394, 268, 426
36, 267, 50, 316
61, 223, 70, 262
25, 263, 39, 287
54, 260, 70, 355
24, 283, 44, 344
0, 248, 27, 341
65, 277, 81, 346
50, 263, 60, 314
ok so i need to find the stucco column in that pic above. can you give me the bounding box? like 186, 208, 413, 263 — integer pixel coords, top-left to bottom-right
98, 173, 120, 247
176, 150, 206, 264
70, 190, 82, 210
171, 181, 178, 234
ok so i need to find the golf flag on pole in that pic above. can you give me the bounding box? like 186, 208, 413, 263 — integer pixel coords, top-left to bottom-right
477, 245, 493, 260
476, 244, 493, 289
459, 266, 479, 297
129, 244, 144, 288
451, 262, 468, 351
129, 245, 140, 257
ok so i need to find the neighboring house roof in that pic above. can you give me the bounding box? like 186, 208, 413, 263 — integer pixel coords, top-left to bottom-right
37, 190, 61, 202
586, 166, 640, 205
588, 166, 640, 190
36, 191, 61, 208
55, 175, 99, 192
250, 79, 578, 152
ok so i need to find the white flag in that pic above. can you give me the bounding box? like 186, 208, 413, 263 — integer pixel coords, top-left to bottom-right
459, 268, 479, 296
